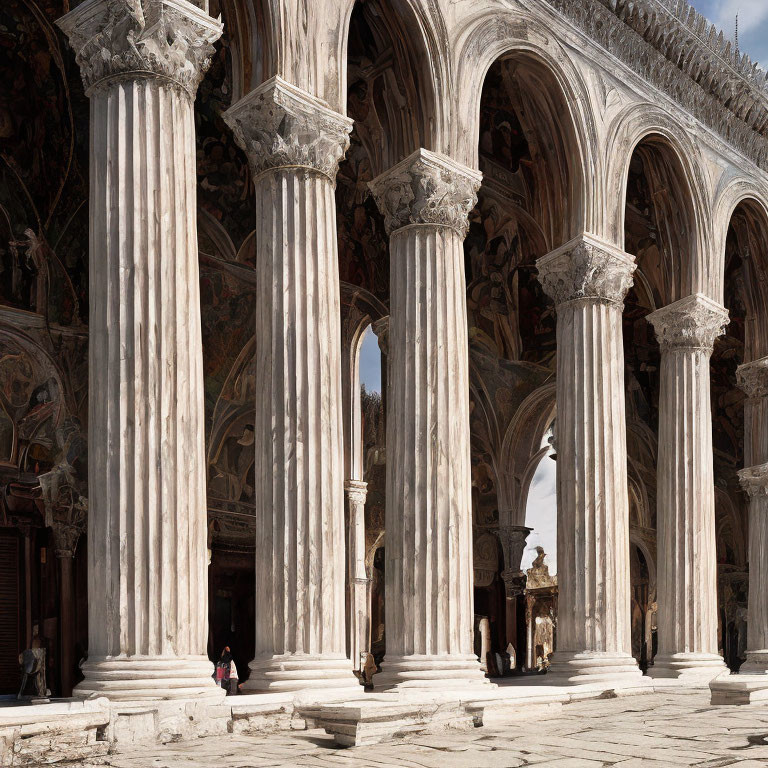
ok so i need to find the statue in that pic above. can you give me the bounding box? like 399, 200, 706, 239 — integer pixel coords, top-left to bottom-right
17, 632, 50, 702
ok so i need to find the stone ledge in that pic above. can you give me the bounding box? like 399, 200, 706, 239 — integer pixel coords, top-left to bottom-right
296, 695, 478, 747
709, 674, 768, 705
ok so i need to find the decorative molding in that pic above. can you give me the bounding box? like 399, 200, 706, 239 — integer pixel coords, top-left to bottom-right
495, 525, 532, 599
536, 234, 636, 307
344, 479, 368, 506
647, 293, 729, 352
738, 463, 768, 498
372, 316, 389, 356
368, 149, 482, 237
546, 0, 768, 170
223, 76, 353, 183
56, 0, 222, 97
737, 357, 768, 400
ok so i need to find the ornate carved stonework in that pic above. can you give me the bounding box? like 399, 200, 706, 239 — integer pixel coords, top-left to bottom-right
368, 149, 482, 237
737, 357, 768, 400
495, 525, 531, 571
224, 77, 353, 182
647, 293, 729, 352
344, 479, 368, 506
501, 569, 528, 599
738, 463, 768, 498
545, 0, 768, 170
536, 234, 636, 307
56, 0, 222, 97
371, 316, 389, 356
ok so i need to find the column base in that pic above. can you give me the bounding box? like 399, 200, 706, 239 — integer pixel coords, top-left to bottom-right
648, 653, 727, 682
739, 651, 768, 674
710, 672, 768, 705
375, 654, 492, 690
73, 656, 224, 701
545, 652, 642, 685
241, 654, 359, 693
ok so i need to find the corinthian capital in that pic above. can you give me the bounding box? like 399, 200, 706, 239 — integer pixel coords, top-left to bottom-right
344, 479, 368, 506
737, 356, 768, 399
57, 0, 222, 97
535, 234, 636, 307
224, 77, 353, 182
368, 149, 481, 237
738, 463, 768, 498
647, 294, 729, 352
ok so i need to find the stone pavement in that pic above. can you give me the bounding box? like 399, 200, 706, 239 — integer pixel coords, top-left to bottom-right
82, 690, 768, 768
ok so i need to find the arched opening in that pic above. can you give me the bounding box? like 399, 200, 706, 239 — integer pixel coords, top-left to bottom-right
520, 430, 557, 671
466, 51, 584, 673
711, 197, 768, 671
621, 134, 699, 670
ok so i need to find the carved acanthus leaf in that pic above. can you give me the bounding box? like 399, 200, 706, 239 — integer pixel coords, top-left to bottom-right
647, 294, 729, 352
738, 463, 768, 498
368, 149, 482, 237
736, 357, 768, 400
536, 235, 636, 306
56, 0, 222, 96
224, 77, 353, 182
495, 524, 532, 572
344, 480, 368, 506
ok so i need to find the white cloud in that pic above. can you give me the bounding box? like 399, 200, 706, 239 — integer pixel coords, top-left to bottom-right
712, 0, 768, 30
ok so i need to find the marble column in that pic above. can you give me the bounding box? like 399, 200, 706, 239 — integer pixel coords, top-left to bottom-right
496, 525, 531, 655
224, 78, 358, 692
57, 0, 223, 700
369, 149, 489, 689
536, 235, 641, 682
711, 357, 768, 702
346, 480, 370, 674
648, 293, 729, 680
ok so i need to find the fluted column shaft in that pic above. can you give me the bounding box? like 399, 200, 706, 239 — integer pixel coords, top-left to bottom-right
225, 77, 357, 692
369, 150, 488, 689
735, 358, 768, 672
537, 235, 640, 682
57, 0, 222, 700
649, 293, 728, 680
346, 480, 369, 673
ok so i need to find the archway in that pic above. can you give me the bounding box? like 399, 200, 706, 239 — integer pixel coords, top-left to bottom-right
466, 49, 586, 668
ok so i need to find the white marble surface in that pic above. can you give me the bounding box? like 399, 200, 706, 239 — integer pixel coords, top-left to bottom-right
224, 78, 358, 693
370, 150, 488, 689
57, 0, 223, 701
536, 235, 640, 683
648, 294, 729, 681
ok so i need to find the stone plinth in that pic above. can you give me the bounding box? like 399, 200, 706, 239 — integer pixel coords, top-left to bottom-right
648, 294, 728, 682
536, 235, 641, 683
297, 697, 478, 746
224, 77, 358, 693
57, 0, 223, 700
369, 150, 489, 690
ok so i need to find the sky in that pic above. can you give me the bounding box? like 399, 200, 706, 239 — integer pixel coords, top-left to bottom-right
692, 0, 768, 66
359, 327, 381, 393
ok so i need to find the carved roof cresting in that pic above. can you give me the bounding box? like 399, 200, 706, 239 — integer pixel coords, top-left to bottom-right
368, 149, 482, 237
56, 0, 222, 97
546, 0, 768, 170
